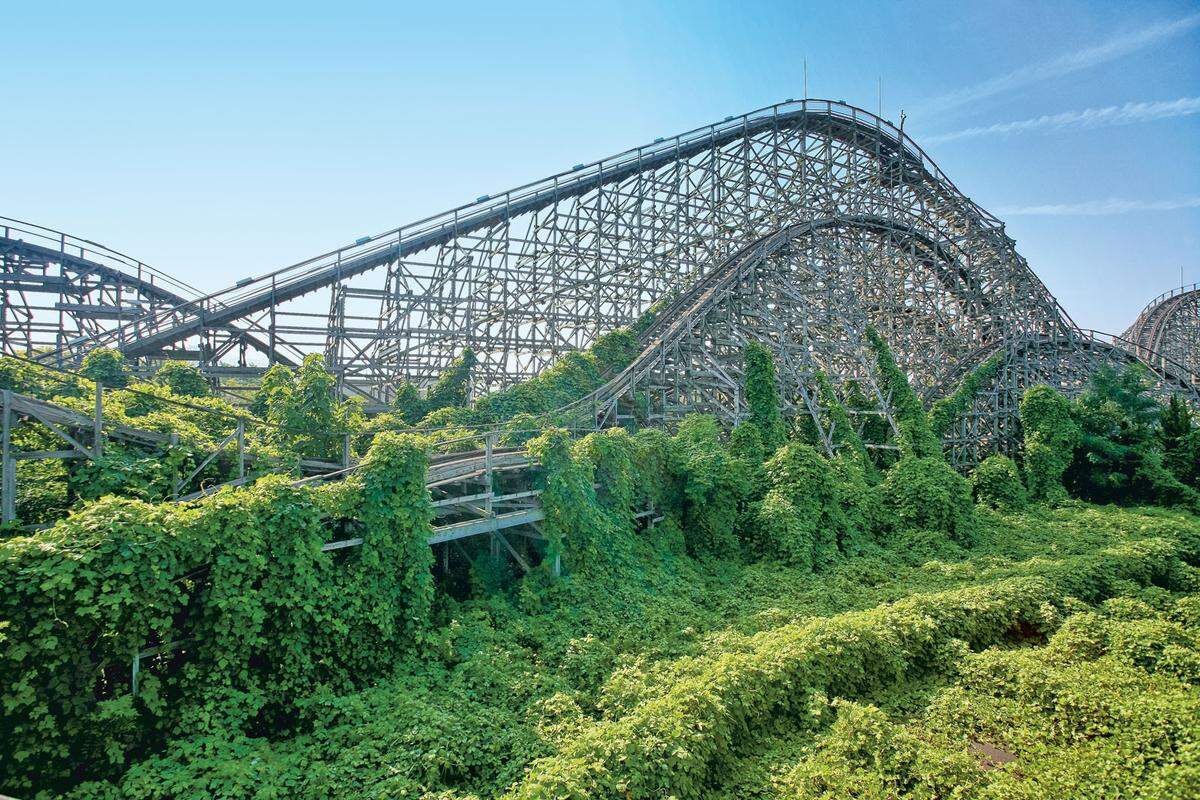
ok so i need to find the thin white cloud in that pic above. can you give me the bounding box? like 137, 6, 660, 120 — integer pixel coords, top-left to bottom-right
919, 13, 1200, 115
996, 197, 1200, 216
924, 97, 1200, 143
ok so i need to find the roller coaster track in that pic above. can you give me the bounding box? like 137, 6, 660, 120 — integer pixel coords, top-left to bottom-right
556, 218, 1199, 464
0, 217, 295, 371
4, 98, 1195, 461
23, 100, 1073, 400
1123, 284, 1200, 385
0, 375, 549, 546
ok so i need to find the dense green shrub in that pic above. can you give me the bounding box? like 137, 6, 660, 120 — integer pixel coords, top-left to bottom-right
1067, 365, 1200, 510
80, 347, 131, 388
154, 360, 210, 397
573, 427, 637, 531
631, 427, 682, 521
881, 456, 974, 542
423, 348, 477, 414
590, 328, 640, 374
528, 428, 623, 575
259, 354, 362, 462
390, 381, 425, 423
1161, 394, 1200, 488
472, 328, 641, 425
760, 594, 1200, 800
0, 431, 435, 794
669, 415, 750, 559
0, 355, 89, 398
1020, 384, 1080, 501
506, 551, 1186, 800
970, 454, 1027, 511
248, 363, 295, 419
752, 443, 839, 568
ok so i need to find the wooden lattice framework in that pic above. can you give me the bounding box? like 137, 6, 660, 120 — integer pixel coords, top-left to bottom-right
3, 99, 1196, 460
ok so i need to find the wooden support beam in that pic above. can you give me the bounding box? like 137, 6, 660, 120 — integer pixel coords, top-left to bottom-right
493, 531, 531, 573
321, 537, 365, 552
12, 450, 84, 461
1, 390, 13, 524
177, 427, 239, 493
22, 406, 91, 457
93, 384, 103, 458
427, 508, 546, 545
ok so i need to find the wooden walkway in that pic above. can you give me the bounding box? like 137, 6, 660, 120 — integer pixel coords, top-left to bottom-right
0, 390, 551, 567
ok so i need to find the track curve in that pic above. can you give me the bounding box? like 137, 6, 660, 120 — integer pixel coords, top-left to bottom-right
27, 99, 1072, 405
1123, 284, 1200, 385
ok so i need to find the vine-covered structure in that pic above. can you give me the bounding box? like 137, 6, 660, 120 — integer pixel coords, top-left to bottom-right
2, 100, 1196, 458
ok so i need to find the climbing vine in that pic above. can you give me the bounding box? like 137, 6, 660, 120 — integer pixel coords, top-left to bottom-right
928, 353, 1003, 438
969, 454, 1028, 511
1019, 384, 1080, 502
744, 341, 786, 450
864, 326, 940, 458
0, 431, 436, 794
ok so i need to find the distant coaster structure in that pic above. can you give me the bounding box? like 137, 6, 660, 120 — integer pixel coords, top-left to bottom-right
2, 100, 1196, 461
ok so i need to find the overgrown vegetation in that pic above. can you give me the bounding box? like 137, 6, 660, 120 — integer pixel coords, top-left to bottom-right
2, 333, 1199, 798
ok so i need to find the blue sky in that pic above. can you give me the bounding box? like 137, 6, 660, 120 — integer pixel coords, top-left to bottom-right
2, 0, 1198, 334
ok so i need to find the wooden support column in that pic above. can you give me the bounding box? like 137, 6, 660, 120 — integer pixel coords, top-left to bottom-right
1, 389, 14, 524
93, 384, 103, 458
169, 432, 180, 499
485, 431, 497, 559
236, 419, 245, 480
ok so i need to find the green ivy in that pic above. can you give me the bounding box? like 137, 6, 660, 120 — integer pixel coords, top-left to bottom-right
928, 353, 1003, 439
814, 369, 877, 482
970, 454, 1028, 511
744, 341, 786, 450
0, 431, 436, 794
153, 361, 210, 398
881, 456, 975, 543
669, 415, 751, 559
1020, 384, 1080, 502
79, 348, 131, 389
864, 327, 940, 458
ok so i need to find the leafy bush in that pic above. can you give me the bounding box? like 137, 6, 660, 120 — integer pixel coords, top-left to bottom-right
1020, 384, 1080, 501
248, 363, 295, 419
970, 454, 1027, 511
881, 456, 974, 542
0, 431, 435, 793
80, 348, 131, 388
669, 415, 750, 559
472, 328, 641, 425
528, 428, 623, 575
1161, 394, 1200, 488
390, 381, 425, 423
154, 360, 210, 397
423, 348, 477, 414
751, 443, 841, 568
507, 558, 1184, 800
1066, 365, 1200, 510
761, 593, 1200, 800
